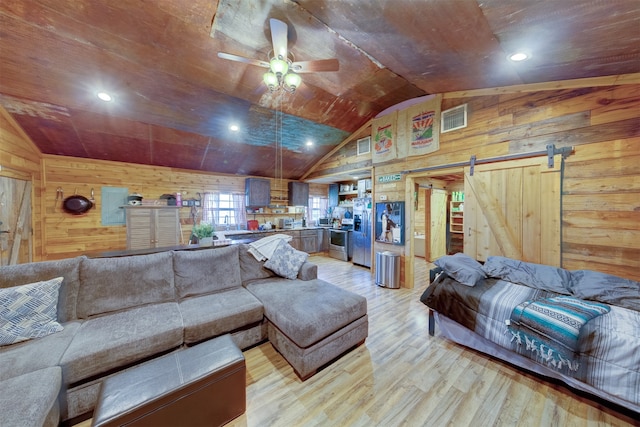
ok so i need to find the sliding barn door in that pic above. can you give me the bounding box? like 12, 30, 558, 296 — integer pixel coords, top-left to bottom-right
0, 177, 32, 265
427, 189, 447, 261
463, 156, 562, 266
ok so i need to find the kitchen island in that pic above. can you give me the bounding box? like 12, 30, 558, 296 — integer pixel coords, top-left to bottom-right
223, 227, 325, 254
84, 228, 326, 259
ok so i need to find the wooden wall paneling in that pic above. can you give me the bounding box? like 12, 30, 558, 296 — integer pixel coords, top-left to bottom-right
0, 106, 42, 261
365, 82, 639, 281
34, 154, 329, 259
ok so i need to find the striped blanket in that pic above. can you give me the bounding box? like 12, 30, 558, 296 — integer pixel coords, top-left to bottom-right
507, 296, 610, 371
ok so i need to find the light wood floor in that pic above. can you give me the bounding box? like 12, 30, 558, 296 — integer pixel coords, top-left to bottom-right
76, 256, 638, 427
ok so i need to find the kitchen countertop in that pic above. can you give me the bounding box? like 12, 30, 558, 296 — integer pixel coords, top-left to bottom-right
222, 227, 324, 236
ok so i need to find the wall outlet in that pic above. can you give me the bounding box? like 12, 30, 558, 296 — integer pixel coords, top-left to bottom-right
379, 194, 387, 200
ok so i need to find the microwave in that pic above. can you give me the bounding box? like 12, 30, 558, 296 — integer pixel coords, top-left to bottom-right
317, 218, 331, 227
278, 218, 294, 229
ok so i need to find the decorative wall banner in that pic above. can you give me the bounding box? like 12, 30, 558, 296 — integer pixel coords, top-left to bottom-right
397, 94, 442, 159
372, 111, 397, 164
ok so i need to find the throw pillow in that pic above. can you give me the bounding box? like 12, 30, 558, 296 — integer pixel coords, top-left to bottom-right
264, 240, 308, 280
433, 253, 486, 286
0, 277, 64, 346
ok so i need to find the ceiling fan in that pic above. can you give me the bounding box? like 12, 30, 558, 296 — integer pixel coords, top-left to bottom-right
217, 18, 339, 93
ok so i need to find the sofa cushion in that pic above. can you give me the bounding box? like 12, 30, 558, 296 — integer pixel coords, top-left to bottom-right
0, 256, 83, 323
238, 244, 276, 283
0, 366, 61, 427
0, 321, 81, 382
60, 302, 183, 384
1, 277, 64, 346
179, 288, 263, 344
77, 252, 176, 318
245, 278, 367, 348
264, 241, 308, 280
173, 246, 242, 299
482, 256, 571, 295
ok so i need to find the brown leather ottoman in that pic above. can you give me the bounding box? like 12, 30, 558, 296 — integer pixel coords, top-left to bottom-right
92, 334, 245, 427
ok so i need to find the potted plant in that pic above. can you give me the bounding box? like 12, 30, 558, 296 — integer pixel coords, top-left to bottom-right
191, 223, 215, 246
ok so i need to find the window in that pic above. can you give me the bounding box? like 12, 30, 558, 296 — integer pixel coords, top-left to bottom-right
202, 192, 246, 228
308, 196, 328, 222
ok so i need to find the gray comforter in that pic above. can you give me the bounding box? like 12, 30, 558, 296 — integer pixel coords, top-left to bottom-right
421, 273, 640, 412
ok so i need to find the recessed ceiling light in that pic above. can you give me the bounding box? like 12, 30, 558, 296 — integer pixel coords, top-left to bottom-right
229, 124, 239, 132
305, 140, 313, 146
509, 52, 530, 62
97, 92, 112, 102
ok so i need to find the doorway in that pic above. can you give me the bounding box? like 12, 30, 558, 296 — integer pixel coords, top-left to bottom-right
0, 175, 32, 265
414, 173, 464, 261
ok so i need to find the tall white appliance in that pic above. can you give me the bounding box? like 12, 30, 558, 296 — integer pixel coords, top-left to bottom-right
352, 198, 372, 267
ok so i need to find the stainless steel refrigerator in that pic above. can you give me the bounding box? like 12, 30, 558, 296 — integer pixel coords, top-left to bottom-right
352, 198, 372, 267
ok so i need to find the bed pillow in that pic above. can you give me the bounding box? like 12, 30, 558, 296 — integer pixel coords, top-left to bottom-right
264, 240, 308, 280
569, 270, 640, 311
0, 277, 64, 347
483, 256, 571, 295
434, 253, 486, 287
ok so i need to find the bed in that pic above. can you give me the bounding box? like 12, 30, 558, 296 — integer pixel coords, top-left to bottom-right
420, 254, 640, 413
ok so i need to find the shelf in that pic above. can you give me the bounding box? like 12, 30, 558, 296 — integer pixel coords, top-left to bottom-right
449, 200, 464, 234
338, 190, 359, 196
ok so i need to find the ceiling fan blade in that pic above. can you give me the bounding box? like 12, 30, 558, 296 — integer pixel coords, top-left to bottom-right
270, 18, 288, 60
217, 52, 269, 68
291, 58, 339, 73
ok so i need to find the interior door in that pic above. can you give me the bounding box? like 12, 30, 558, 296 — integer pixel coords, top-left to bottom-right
0, 176, 32, 265
463, 156, 562, 266
428, 189, 447, 261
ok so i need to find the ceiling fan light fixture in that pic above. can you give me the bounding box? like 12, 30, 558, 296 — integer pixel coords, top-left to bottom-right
263, 72, 278, 90
270, 58, 289, 76
284, 72, 301, 91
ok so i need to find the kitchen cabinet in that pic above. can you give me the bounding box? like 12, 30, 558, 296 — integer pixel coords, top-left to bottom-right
281, 231, 301, 251
318, 229, 329, 252
288, 182, 309, 207
245, 178, 271, 207
357, 179, 372, 198
125, 206, 180, 250
328, 184, 339, 208
300, 229, 318, 253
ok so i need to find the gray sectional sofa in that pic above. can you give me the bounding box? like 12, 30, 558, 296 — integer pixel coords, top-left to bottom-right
0, 244, 368, 426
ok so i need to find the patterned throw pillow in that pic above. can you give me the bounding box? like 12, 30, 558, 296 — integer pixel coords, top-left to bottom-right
0, 277, 64, 346
264, 240, 308, 280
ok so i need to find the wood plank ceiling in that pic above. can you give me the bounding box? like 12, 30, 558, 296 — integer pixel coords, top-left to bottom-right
0, 0, 638, 180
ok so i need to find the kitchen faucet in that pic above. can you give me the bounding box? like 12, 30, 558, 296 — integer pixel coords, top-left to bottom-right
224, 215, 230, 230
